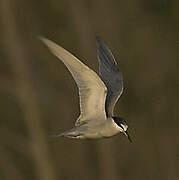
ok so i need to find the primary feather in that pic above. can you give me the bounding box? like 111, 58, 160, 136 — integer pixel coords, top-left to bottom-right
40, 37, 107, 126
96, 37, 123, 117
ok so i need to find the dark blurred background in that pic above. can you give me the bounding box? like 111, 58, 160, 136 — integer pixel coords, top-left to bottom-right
0, 0, 179, 179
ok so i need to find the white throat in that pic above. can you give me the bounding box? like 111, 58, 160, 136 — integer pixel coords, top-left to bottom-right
111, 119, 123, 132
121, 123, 128, 131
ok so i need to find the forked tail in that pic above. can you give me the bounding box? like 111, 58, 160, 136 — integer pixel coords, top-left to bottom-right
49, 128, 84, 139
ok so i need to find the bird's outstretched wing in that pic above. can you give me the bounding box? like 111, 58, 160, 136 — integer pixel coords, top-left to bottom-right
96, 37, 123, 117
40, 37, 107, 126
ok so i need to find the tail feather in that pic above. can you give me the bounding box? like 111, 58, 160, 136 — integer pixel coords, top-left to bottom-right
49, 128, 84, 139
48, 132, 65, 138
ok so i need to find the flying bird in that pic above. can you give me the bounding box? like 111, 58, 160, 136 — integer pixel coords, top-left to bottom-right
40, 36, 132, 142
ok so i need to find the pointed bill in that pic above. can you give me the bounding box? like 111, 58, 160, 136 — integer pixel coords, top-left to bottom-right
123, 131, 132, 143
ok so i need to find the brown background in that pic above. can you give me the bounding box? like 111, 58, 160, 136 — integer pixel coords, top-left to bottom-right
0, 0, 179, 180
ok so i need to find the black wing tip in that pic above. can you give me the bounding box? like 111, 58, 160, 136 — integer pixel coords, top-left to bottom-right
95, 36, 111, 51
95, 35, 100, 41
95, 35, 103, 46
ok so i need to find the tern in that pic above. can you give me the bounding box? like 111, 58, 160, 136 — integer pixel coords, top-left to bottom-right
40, 36, 132, 142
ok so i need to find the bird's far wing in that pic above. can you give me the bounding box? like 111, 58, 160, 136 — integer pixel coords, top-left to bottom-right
96, 37, 123, 117
40, 37, 107, 126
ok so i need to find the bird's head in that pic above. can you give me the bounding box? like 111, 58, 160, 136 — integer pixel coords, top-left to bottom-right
113, 116, 132, 143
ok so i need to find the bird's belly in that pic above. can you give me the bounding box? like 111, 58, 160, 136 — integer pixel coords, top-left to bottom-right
84, 132, 104, 139
83, 121, 120, 139
100, 128, 119, 137
100, 120, 121, 137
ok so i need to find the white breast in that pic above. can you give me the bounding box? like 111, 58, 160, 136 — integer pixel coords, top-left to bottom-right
100, 118, 122, 137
